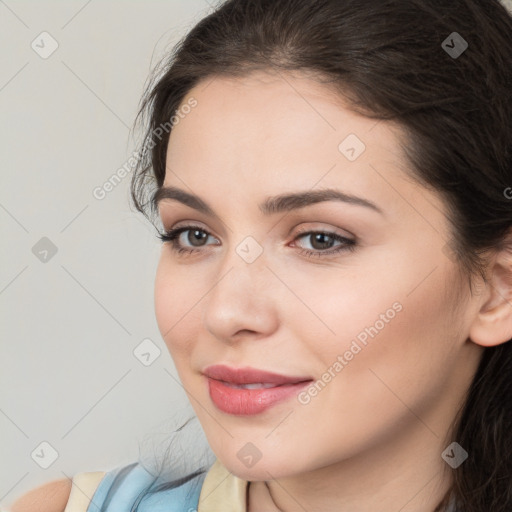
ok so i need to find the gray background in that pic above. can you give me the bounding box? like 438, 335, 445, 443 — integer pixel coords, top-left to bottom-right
0, 0, 216, 505
1, 0, 511, 506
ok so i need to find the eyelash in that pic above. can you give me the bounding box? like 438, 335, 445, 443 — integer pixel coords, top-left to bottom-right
157, 224, 357, 259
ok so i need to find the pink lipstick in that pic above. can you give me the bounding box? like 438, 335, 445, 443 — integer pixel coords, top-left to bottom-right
203, 364, 313, 415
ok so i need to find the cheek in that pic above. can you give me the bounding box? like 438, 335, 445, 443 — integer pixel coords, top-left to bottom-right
281, 255, 407, 366
154, 256, 200, 359
302, 243, 453, 361
290, 249, 460, 413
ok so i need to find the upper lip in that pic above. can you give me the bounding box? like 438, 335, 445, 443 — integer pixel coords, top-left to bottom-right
203, 364, 313, 385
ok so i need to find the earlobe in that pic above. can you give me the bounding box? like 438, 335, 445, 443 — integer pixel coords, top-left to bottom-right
468, 240, 512, 348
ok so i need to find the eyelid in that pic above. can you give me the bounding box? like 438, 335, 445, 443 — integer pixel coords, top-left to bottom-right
158, 208, 228, 238
292, 223, 355, 240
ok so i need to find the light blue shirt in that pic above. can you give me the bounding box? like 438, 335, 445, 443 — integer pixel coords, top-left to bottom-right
87, 462, 207, 512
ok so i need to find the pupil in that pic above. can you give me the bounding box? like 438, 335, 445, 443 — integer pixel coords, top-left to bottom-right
189, 229, 207, 246
312, 233, 332, 250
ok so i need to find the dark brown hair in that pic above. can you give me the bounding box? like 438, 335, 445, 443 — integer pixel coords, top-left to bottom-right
126, 0, 512, 510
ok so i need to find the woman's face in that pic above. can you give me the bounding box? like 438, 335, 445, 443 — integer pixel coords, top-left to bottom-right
154, 70, 483, 481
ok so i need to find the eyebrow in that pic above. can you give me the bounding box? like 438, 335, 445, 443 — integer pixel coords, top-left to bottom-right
153, 186, 383, 218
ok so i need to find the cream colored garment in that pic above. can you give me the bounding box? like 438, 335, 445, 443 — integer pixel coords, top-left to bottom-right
197, 459, 248, 512
64, 472, 107, 512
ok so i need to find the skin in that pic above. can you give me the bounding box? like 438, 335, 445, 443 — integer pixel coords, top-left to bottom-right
154, 70, 512, 512
8, 478, 71, 511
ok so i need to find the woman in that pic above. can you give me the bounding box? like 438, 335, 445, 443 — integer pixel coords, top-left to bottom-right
7, 0, 512, 510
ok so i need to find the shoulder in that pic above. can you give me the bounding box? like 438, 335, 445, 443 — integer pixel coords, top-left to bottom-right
5, 462, 207, 512
7, 478, 72, 512
6, 470, 106, 512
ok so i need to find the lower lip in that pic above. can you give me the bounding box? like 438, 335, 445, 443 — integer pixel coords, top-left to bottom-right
206, 377, 312, 415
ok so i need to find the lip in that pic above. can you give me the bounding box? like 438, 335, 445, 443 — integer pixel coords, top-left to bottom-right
203, 364, 313, 415
203, 364, 312, 385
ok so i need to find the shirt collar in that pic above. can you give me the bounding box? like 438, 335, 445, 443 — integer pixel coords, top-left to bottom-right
197, 458, 249, 512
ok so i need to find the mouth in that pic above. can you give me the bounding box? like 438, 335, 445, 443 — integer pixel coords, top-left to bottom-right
202, 364, 313, 385
202, 364, 314, 415
218, 381, 281, 389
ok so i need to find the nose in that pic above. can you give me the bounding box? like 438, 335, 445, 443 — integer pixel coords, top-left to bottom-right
201, 244, 279, 344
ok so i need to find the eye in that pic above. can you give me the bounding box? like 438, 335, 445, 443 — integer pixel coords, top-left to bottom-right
157, 225, 357, 259
291, 229, 357, 258
157, 225, 218, 255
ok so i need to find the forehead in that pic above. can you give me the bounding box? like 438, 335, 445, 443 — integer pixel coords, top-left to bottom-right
166, 70, 408, 185
173, 71, 395, 141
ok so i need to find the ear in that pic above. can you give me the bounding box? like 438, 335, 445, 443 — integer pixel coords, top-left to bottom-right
469, 231, 512, 348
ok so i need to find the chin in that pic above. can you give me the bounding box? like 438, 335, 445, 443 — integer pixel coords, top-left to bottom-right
218, 453, 297, 481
